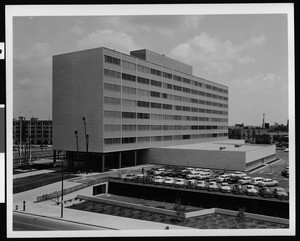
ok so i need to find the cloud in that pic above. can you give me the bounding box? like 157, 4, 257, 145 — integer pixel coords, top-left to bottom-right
14, 42, 51, 62
76, 29, 138, 54
168, 33, 265, 75
70, 25, 84, 35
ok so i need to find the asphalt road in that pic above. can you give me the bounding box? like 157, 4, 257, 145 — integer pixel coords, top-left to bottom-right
13, 212, 112, 231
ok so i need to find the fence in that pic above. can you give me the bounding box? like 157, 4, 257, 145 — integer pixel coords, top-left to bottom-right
35, 177, 108, 202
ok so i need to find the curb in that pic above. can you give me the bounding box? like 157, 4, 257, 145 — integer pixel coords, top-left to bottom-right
13, 210, 118, 230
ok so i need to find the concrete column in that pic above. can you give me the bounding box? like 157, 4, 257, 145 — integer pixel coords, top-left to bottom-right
118, 152, 122, 169
102, 154, 105, 172
134, 150, 137, 166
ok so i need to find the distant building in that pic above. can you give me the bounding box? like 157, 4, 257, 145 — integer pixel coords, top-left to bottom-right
229, 126, 270, 144
13, 117, 52, 145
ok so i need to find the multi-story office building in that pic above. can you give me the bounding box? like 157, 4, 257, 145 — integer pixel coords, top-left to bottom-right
13, 117, 52, 145
53, 47, 229, 170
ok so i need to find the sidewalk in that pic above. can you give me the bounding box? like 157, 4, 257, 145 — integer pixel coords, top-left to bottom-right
12, 164, 192, 231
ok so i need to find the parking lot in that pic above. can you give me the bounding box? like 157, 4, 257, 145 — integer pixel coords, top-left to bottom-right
121, 149, 289, 201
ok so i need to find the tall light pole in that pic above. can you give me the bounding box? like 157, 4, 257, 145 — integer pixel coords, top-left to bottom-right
61, 158, 64, 218
82, 117, 89, 171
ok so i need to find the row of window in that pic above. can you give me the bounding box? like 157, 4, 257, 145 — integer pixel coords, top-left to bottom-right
104, 82, 228, 108
104, 96, 228, 115
103, 110, 228, 122
104, 69, 228, 101
104, 56, 228, 94
104, 133, 228, 145
104, 124, 227, 132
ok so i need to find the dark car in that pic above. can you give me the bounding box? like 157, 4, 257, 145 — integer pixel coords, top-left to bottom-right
281, 167, 289, 177
273, 187, 289, 200
232, 184, 244, 195
258, 186, 274, 198
227, 176, 240, 184
144, 175, 155, 184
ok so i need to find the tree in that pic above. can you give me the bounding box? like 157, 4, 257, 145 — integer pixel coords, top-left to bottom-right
173, 198, 187, 221
236, 207, 246, 228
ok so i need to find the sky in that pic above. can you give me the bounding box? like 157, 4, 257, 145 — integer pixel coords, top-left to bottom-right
12, 11, 290, 126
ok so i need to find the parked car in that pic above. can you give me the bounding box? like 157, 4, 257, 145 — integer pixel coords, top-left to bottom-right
186, 171, 201, 179
163, 169, 176, 177
197, 172, 211, 180
175, 178, 185, 187
257, 178, 279, 187
250, 177, 264, 186
135, 174, 146, 182
124, 173, 136, 181
238, 176, 252, 185
153, 168, 166, 176
186, 179, 197, 189
186, 167, 195, 172
207, 181, 219, 192
195, 180, 207, 190
281, 166, 289, 177
164, 177, 175, 186
232, 184, 245, 195
195, 168, 204, 172
147, 168, 156, 175
258, 186, 274, 198
273, 187, 289, 200
216, 174, 230, 183
154, 176, 164, 185
219, 182, 232, 193
201, 169, 212, 175
229, 171, 247, 179
245, 185, 259, 196
144, 175, 154, 184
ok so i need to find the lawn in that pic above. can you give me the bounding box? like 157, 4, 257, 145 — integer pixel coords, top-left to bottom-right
68, 201, 288, 229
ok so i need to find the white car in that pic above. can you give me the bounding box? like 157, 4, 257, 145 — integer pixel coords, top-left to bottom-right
186, 171, 201, 179
207, 181, 219, 191
196, 180, 207, 190
245, 185, 259, 196
175, 178, 185, 187
238, 176, 252, 185
250, 177, 264, 186
257, 178, 279, 187
216, 174, 230, 183
124, 173, 136, 181
197, 172, 211, 180
164, 177, 175, 186
219, 182, 232, 193
201, 169, 212, 174
153, 168, 166, 176
154, 176, 164, 184
229, 171, 247, 179
195, 168, 204, 172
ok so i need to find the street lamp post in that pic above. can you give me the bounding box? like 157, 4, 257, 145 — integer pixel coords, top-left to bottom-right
82, 117, 89, 172
61, 158, 64, 218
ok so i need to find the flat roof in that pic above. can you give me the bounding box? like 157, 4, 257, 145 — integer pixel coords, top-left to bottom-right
158, 139, 273, 152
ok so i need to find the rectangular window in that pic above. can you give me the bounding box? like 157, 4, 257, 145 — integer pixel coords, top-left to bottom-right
173, 85, 182, 92
137, 113, 150, 119
150, 91, 160, 98
122, 112, 136, 119
104, 55, 121, 65
137, 76, 150, 85
151, 136, 162, 142
137, 125, 150, 131
163, 114, 172, 120
122, 86, 136, 95
104, 124, 121, 132
122, 99, 136, 107
104, 110, 121, 118
104, 96, 121, 105
173, 115, 182, 121
183, 106, 190, 112
104, 69, 121, 79
104, 138, 121, 145
163, 135, 173, 141
122, 73, 136, 82
151, 114, 162, 120
173, 95, 182, 101
151, 125, 162, 131
137, 136, 150, 142
163, 72, 172, 79
151, 102, 162, 109
163, 125, 173, 130
175, 105, 182, 111
183, 78, 190, 84
206, 84, 212, 90
163, 83, 173, 89
150, 79, 162, 87
122, 60, 136, 70
137, 64, 151, 74
122, 125, 136, 131
151, 68, 162, 76
104, 83, 121, 92
122, 137, 136, 144
173, 125, 182, 130
163, 104, 172, 110
173, 75, 182, 82
137, 100, 150, 108
183, 87, 190, 93
137, 89, 151, 97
